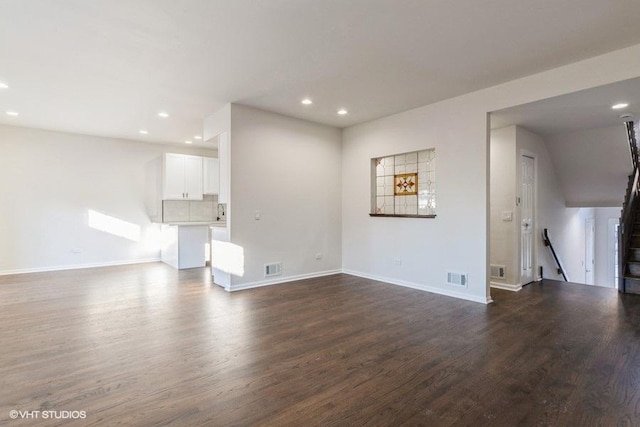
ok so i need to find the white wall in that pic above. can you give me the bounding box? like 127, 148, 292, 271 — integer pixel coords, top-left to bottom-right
489, 126, 518, 288
0, 124, 215, 274
228, 104, 342, 289
595, 207, 620, 287
546, 125, 630, 207
342, 43, 640, 304
342, 105, 490, 303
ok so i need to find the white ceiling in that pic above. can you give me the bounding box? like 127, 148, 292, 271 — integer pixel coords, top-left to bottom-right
1, 1, 640, 147
491, 77, 640, 136
545, 125, 631, 207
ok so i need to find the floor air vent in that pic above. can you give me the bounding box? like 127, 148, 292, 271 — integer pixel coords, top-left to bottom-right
264, 262, 282, 277
490, 265, 506, 279
447, 272, 468, 287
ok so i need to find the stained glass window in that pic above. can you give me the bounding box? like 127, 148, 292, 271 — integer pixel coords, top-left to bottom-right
371, 149, 436, 217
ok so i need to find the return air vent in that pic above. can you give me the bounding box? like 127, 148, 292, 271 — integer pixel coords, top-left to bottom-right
490, 264, 506, 279
264, 262, 282, 277
447, 272, 468, 287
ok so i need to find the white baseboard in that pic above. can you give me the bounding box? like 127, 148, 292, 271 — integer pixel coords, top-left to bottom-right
0, 258, 161, 276
490, 281, 522, 292
229, 269, 343, 292
343, 269, 493, 304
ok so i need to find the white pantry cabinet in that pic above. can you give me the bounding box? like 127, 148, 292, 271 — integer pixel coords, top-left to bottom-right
162, 153, 203, 200
203, 157, 219, 195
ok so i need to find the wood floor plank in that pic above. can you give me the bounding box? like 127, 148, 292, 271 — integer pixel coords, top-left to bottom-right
2, 263, 640, 426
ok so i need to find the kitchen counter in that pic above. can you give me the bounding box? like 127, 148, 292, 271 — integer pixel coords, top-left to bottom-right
164, 221, 226, 227
157, 221, 226, 227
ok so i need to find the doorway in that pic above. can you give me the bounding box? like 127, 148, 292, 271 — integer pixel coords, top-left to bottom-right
585, 218, 595, 285
521, 154, 535, 285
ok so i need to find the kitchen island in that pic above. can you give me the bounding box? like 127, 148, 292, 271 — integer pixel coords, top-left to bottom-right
160, 221, 226, 269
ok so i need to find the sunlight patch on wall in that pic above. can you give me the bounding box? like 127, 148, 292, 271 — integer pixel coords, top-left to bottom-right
212, 241, 245, 277
88, 210, 141, 242
141, 224, 163, 251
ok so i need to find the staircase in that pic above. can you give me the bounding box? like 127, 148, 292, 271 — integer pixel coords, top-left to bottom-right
620, 120, 640, 294
623, 205, 640, 293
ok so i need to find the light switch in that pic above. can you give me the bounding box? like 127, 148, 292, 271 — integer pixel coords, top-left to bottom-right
255, 210, 261, 220
502, 211, 513, 221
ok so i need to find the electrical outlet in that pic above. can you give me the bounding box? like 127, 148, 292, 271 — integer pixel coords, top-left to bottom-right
315, 253, 323, 260
71, 247, 82, 254
393, 258, 402, 266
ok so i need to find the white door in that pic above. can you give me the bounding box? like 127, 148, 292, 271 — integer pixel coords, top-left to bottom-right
585, 218, 595, 285
521, 155, 535, 285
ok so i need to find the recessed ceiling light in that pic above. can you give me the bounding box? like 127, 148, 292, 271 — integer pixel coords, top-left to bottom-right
184, 140, 192, 144
158, 111, 169, 118
194, 135, 202, 140
6, 111, 18, 116
0, 82, 8, 89
301, 98, 313, 105
612, 103, 629, 110
139, 129, 148, 135
337, 108, 348, 115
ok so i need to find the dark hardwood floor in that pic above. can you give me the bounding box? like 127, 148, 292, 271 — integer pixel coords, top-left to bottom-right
2, 263, 640, 426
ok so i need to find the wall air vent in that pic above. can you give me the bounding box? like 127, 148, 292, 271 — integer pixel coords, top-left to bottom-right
447, 272, 468, 287
490, 265, 506, 279
264, 262, 282, 277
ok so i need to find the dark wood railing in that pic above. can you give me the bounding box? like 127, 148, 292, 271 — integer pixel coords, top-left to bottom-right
626, 120, 639, 171
619, 121, 639, 292
542, 228, 567, 281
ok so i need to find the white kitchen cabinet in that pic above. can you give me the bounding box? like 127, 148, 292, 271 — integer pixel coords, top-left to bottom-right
203, 157, 219, 195
162, 153, 203, 200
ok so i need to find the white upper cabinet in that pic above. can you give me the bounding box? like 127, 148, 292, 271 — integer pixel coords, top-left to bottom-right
203, 157, 219, 195
183, 155, 204, 199
162, 153, 203, 200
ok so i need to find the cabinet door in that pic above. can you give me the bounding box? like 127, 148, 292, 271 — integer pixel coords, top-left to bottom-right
184, 155, 203, 200
203, 157, 219, 195
163, 154, 187, 200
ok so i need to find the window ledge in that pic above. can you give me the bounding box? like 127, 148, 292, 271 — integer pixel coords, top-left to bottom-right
369, 214, 436, 218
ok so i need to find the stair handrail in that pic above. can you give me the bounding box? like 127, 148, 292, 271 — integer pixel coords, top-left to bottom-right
619, 121, 639, 291
626, 120, 639, 170
542, 228, 568, 281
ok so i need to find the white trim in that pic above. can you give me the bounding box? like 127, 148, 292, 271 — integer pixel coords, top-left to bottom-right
343, 269, 493, 304
0, 258, 161, 276
490, 281, 522, 292
228, 269, 343, 292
